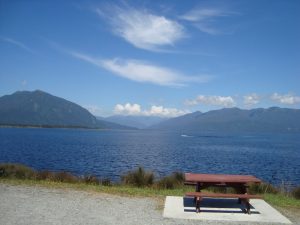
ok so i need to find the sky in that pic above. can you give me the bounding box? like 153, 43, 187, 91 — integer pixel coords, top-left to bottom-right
0, 0, 300, 117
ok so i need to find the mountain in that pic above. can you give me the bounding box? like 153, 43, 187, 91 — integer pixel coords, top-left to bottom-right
150, 107, 300, 132
104, 115, 167, 129
0, 90, 133, 129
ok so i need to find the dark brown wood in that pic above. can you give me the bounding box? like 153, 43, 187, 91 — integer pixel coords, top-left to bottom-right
185, 192, 262, 214
184, 173, 262, 214
185, 192, 263, 199
185, 173, 261, 184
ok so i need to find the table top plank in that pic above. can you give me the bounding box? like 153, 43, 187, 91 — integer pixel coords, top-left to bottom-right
185, 173, 261, 184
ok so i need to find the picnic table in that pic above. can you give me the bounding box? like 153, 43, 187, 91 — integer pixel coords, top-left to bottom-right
184, 173, 262, 213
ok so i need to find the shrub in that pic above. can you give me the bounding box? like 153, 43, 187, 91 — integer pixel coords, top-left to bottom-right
248, 182, 278, 194
36, 170, 56, 180
156, 172, 184, 189
291, 186, 300, 199
206, 186, 228, 193
83, 175, 101, 185
121, 167, 154, 187
53, 171, 78, 183
0, 163, 36, 179
101, 178, 112, 186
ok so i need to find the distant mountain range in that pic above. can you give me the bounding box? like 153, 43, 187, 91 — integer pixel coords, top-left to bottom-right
104, 115, 167, 129
150, 107, 300, 132
0, 90, 133, 129
1, 90, 300, 132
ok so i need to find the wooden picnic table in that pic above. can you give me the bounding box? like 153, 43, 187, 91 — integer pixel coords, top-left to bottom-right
185, 173, 262, 194
184, 173, 262, 213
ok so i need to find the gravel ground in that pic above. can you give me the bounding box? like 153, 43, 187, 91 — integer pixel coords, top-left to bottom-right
0, 183, 299, 225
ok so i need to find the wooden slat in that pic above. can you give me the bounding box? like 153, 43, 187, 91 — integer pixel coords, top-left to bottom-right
185, 192, 263, 199
185, 173, 261, 184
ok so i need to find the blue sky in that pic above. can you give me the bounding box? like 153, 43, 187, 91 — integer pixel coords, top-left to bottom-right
0, 0, 299, 117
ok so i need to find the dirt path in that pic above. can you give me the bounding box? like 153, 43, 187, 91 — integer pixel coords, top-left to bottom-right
0, 183, 298, 225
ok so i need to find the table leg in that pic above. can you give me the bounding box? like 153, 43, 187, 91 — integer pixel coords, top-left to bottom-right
235, 184, 247, 204
194, 182, 202, 203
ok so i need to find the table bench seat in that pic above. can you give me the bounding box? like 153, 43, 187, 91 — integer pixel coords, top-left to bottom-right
185, 192, 263, 214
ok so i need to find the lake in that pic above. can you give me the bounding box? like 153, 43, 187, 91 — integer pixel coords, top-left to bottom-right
0, 128, 299, 187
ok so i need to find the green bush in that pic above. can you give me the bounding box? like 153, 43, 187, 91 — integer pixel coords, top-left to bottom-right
206, 186, 228, 193
121, 167, 154, 187
83, 175, 101, 185
36, 170, 56, 180
291, 186, 300, 199
53, 171, 78, 183
0, 163, 36, 179
156, 172, 184, 189
248, 182, 278, 194
101, 178, 112, 186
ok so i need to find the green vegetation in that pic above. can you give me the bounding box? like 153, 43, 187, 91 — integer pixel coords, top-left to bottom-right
0, 163, 299, 209
121, 167, 154, 187
291, 186, 300, 199
156, 172, 184, 189
248, 182, 278, 194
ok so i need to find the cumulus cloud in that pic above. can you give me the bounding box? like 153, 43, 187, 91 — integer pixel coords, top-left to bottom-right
114, 103, 188, 117
96, 5, 185, 51
70, 52, 211, 86
243, 94, 260, 106
185, 95, 236, 107
271, 93, 300, 105
114, 103, 142, 115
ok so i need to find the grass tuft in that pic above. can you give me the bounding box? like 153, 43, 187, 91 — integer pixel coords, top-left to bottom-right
156, 172, 184, 189
121, 167, 154, 187
291, 186, 300, 199
0, 163, 36, 179
248, 182, 278, 194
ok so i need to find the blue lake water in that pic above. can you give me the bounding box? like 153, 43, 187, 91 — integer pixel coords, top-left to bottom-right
0, 128, 300, 187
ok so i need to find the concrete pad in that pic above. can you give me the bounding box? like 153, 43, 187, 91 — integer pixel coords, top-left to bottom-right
163, 196, 292, 224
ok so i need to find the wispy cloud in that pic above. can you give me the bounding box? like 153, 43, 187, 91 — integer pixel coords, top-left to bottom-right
21, 80, 27, 87
180, 8, 237, 35
114, 103, 189, 117
84, 105, 103, 116
0, 37, 36, 54
70, 51, 212, 86
243, 93, 260, 107
180, 8, 229, 22
185, 95, 236, 107
271, 93, 300, 105
95, 5, 185, 52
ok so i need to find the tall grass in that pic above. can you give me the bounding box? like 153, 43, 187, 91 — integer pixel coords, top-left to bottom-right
121, 167, 154, 187
156, 172, 184, 189
0, 163, 36, 179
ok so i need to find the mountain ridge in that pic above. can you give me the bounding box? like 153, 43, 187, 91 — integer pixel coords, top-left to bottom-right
0, 90, 134, 130
149, 107, 300, 132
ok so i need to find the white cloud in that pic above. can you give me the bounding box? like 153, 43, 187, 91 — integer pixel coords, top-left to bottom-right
271, 93, 300, 105
85, 105, 103, 116
21, 80, 27, 87
180, 8, 235, 35
180, 8, 227, 22
0, 37, 36, 54
185, 95, 236, 107
96, 6, 185, 51
70, 52, 211, 86
114, 103, 188, 117
243, 94, 260, 106
114, 103, 142, 115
